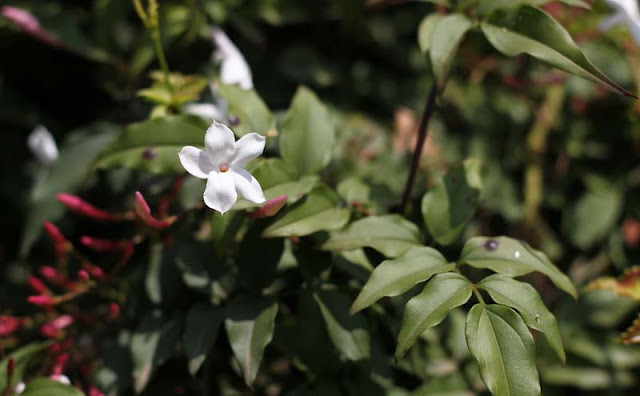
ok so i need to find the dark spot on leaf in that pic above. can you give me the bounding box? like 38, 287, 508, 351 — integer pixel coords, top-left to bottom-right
142, 148, 157, 160
228, 115, 240, 126
484, 239, 499, 251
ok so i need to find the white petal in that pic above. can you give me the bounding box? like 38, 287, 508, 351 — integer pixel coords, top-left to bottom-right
231, 133, 265, 169
211, 27, 254, 90
624, 15, 640, 45
27, 125, 58, 165
231, 168, 265, 204
53, 374, 71, 385
178, 146, 214, 179
205, 121, 236, 168
14, 382, 25, 394
605, 0, 639, 15
204, 171, 237, 213
600, 12, 626, 31
183, 103, 226, 121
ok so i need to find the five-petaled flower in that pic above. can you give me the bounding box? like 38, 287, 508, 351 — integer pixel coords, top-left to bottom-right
178, 121, 266, 213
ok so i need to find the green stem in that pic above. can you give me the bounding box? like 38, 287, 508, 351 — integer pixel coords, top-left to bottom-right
471, 284, 485, 305
151, 29, 173, 93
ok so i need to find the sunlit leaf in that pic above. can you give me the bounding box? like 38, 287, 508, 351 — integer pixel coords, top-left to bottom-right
430, 14, 474, 89
585, 266, 640, 300
217, 84, 274, 136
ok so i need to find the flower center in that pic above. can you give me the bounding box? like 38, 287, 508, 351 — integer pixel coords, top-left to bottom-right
219, 164, 229, 173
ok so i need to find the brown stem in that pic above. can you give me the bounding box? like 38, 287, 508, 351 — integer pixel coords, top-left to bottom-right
399, 85, 439, 215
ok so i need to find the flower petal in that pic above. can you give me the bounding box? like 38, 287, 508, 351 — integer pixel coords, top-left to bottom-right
231, 133, 266, 169
183, 103, 226, 121
212, 27, 254, 90
178, 146, 214, 179
204, 171, 237, 213
205, 121, 236, 168
28, 125, 58, 165
232, 168, 266, 204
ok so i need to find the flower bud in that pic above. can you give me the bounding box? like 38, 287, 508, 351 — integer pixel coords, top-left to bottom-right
57, 193, 122, 222
43, 221, 69, 263
1, 6, 61, 47
27, 275, 49, 294
82, 263, 104, 279
0, 316, 22, 337
7, 357, 16, 379
77, 270, 90, 282
27, 295, 57, 308
108, 303, 120, 320
247, 195, 288, 218
134, 191, 175, 229
80, 236, 131, 253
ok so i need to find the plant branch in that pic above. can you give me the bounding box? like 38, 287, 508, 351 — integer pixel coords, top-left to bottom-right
399, 84, 439, 215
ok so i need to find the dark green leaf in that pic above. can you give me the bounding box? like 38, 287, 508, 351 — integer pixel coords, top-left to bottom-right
21, 378, 84, 396
279, 86, 336, 176
481, 5, 634, 97
96, 115, 209, 174
145, 242, 182, 305
350, 246, 453, 315
460, 236, 576, 298
217, 84, 274, 136
262, 185, 350, 238
238, 220, 285, 288
314, 290, 370, 361
0, 342, 51, 390
184, 303, 224, 375
465, 304, 541, 396
422, 161, 481, 245
396, 273, 472, 358
430, 14, 474, 89
225, 295, 278, 386
321, 215, 422, 257
477, 274, 565, 362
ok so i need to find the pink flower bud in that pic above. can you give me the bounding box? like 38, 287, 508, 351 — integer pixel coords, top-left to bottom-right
88, 386, 105, 396
43, 221, 69, 263
134, 191, 175, 229
28, 275, 49, 294
57, 193, 123, 222
51, 354, 69, 376
77, 270, 90, 282
0, 315, 22, 337
108, 303, 120, 320
247, 195, 288, 218
28, 295, 57, 308
80, 236, 131, 253
7, 357, 15, 379
82, 263, 104, 279
1, 6, 61, 47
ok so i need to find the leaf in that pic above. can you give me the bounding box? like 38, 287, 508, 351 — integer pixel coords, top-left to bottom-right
430, 14, 474, 89
131, 312, 182, 393
396, 273, 472, 359
417, 14, 444, 54
238, 220, 285, 288
184, 303, 224, 375
20, 378, 84, 396
321, 215, 422, 258
337, 177, 370, 204
477, 274, 565, 362
21, 123, 118, 256
585, 266, 640, 300
563, 176, 622, 249
279, 86, 336, 176
217, 83, 274, 136
262, 185, 350, 238
145, 242, 182, 305
96, 115, 210, 174
422, 161, 481, 245
480, 5, 634, 97
350, 246, 453, 315
460, 236, 576, 298
465, 304, 541, 396
314, 290, 370, 361
0, 342, 51, 390
225, 295, 279, 386
478, 0, 590, 15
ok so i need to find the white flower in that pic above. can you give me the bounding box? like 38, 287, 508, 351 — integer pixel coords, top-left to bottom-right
14, 381, 25, 394
601, 0, 640, 46
27, 125, 58, 165
51, 374, 71, 385
178, 121, 266, 213
211, 27, 253, 90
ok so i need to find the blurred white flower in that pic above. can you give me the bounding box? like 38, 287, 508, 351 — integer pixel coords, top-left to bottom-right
183, 92, 227, 121
211, 27, 253, 90
51, 374, 71, 385
27, 125, 58, 165
601, 0, 640, 46
178, 121, 265, 213
14, 381, 25, 394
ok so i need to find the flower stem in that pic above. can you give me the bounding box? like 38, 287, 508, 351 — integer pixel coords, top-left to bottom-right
471, 284, 486, 305
399, 84, 439, 215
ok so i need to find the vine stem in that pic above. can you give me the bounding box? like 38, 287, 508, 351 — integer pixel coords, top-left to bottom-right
399, 84, 439, 215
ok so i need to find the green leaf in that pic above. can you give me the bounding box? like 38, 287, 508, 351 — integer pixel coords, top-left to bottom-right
21, 123, 118, 256
478, 0, 590, 15
422, 161, 481, 245
314, 290, 370, 361
396, 273, 472, 359
262, 185, 350, 238
417, 14, 444, 54
96, 115, 210, 174
481, 5, 634, 97
0, 342, 52, 390
131, 312, 182, 393
322, 215, 422, 258
337, 177, 370, 204
217, 83, 274, 136
225, 295, 279, 386
279, 86, 336, 176
430, 14, 474, 89
20, 378, 84, 396
184, 303, 224, 375
477, 274, 565, 363
145, 242, 182, 305
238, 220, 285, 288
563, 176, 622, 249
465, 304, 541, 396
460, 236, 576, 298
350, 246, 453, 315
